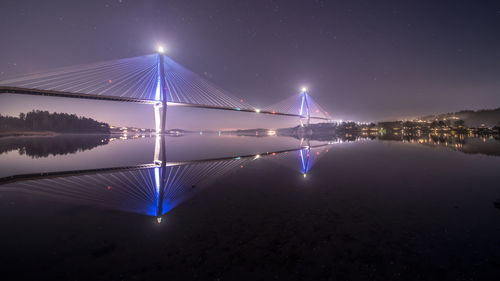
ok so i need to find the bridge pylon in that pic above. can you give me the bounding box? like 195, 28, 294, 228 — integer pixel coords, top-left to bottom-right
299, 88, 310, 127
154, 47, 168, 135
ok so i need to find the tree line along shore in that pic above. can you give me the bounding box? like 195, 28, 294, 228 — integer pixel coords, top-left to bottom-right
0, 110, 110, 136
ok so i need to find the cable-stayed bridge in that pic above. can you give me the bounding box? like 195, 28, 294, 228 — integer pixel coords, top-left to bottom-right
0, 52, 331, 132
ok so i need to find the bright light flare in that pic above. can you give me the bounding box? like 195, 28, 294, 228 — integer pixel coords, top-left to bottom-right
301, 87, 307, 92
255, 109, 261, 113
157, 46, 165, 53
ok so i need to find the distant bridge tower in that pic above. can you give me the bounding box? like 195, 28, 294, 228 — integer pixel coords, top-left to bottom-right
299, 87, 310, 127
154, 46, 168, 134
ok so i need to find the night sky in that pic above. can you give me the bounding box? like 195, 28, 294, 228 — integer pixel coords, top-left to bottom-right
1, 0, 500, 129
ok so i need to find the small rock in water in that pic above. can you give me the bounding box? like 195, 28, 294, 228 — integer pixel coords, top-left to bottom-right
494, 200, 500, 210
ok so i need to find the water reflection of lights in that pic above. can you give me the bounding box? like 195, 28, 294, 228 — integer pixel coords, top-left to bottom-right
1, 137, 333, 223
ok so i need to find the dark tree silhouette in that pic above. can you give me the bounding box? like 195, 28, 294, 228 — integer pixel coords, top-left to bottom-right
0, 110, 110, 133
454, 120, 465, 127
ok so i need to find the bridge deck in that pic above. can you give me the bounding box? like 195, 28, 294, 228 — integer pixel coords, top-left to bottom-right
0, 86, 328, 120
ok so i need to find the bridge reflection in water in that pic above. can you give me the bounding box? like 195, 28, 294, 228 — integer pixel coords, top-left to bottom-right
0, 136, 331, 223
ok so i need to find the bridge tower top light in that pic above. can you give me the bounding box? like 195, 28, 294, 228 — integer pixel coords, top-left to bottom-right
157, 46, 165, 54
301, 87, 307, 93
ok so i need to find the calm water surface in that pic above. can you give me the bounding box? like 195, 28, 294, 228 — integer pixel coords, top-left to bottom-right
0, 133, 499, 280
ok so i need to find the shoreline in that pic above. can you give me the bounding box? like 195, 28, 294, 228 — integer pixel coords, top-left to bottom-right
0, 131, 159, 139
0, 131, 61, 138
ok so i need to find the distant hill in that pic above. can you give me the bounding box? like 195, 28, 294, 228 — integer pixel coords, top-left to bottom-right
420, 108, 500, 127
